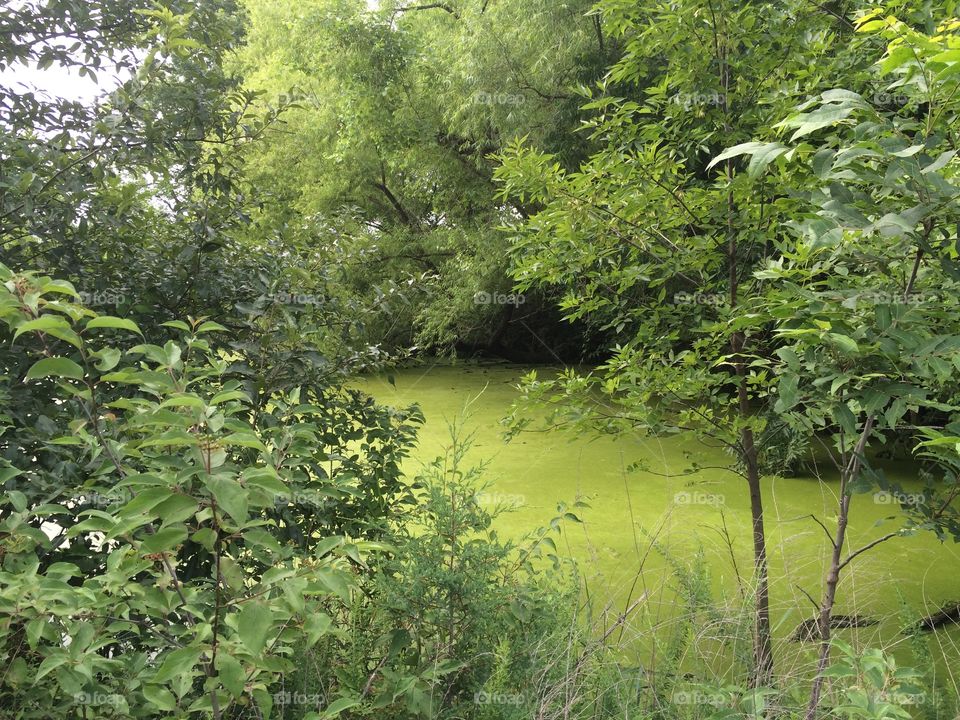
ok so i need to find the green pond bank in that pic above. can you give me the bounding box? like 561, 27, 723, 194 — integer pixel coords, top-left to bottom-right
355, 362, 960, 681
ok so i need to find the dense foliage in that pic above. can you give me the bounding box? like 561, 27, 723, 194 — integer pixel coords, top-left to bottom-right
2, 0, 960, 719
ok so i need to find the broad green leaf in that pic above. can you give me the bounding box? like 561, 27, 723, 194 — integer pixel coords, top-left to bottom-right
140, 526, 188, 554
747, 143, 790, 178
26, 357, 85, 381
206, 476, 248, 525
706, 141, 769, 171
921, 150, 956, 174
216, 653, 245, 697
118, 487, 176, 518
85, 316, 142, 334
776, 104, 857, 141
34, 653, 68, 681
143, 685, 177, 711
826, 333, 860, 356
161, 320, 191, 332
13, 317, 82, 349
92, 347, 122, 371
304, 613, 333, 647
154, 647, 202, 684
319, 697, 360, 718
222, 433, 266, 450
158, 394, 207, 410
195, 321, 227, 333
237, 603, 273, 655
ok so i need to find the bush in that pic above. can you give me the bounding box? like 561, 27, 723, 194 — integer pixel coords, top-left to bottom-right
0, 265, 415, 718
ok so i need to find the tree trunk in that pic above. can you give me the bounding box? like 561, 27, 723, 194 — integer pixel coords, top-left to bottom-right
729, 177, 773, 688
804, 417, 873, 720
744, 421, 774, 687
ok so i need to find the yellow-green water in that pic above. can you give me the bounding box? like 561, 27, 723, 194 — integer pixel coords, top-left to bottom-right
355, 362, 960, 684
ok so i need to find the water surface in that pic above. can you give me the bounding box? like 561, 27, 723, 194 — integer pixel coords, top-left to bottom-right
356, 362, 960, 680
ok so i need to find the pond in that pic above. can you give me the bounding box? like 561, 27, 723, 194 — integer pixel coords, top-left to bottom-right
356, 361, 960, 680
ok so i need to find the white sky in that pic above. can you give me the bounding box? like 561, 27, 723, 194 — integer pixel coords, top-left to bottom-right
0, 62, 128, 104
0, 0, 381, 105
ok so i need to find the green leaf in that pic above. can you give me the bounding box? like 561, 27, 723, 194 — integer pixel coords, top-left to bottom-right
776, 104, 858, 140
7, 489, 27, 512
85, 316, 142, 335
154, 646, 202, 684
93, 347, 122, 371
143, 685, 177, 711
161, 320, 191, 331
137, 429, 198, 448
140, 526, 188, 554
304, 613, 333, 647
242, 468, 289, 496
191, 527, 217, 551
237, 603, 273, 655
13, 317, 83, 349
34, 653, 68, 681
0, 466, 22, 484
222, 432, 266, 450
195, 321, 227, 333
706, 141, 768, 171
812, 148, 836, 178
315, 567, 351, 600
891, 144, 924, 157
216, 653, 245, 698
206, 476, 248, 525
158, 394, 207, 410
25, 357, 85, 381
210, 390, 250, 405
826, 333, 859, 356
319, 697, 360, 718
775, 374, 799, 412
118, 487, 176, 518
921, 150, 956, 174
747, 143, 790, 178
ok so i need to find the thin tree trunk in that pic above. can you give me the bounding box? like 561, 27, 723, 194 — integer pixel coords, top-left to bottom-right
805, 243, 925, 717
711, 0, 773, 681
728, 162, 773, 688
743, 420, 774, 687
804, 417, 873, 720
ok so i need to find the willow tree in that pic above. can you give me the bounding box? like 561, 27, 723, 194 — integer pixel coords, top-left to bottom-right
231, 0, 611, 357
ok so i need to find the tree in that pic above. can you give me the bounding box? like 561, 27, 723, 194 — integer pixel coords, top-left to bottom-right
495, 0, 880, 687
231, 0, 610, 358
721, 12, 960, 716
0, 266, 363, 717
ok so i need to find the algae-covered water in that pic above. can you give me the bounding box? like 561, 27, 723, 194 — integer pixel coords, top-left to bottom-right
355, 362, 960, 682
